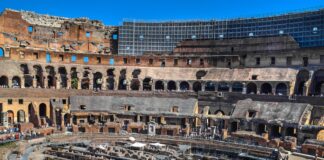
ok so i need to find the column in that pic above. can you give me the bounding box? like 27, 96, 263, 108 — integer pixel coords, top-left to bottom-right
33, 76, 37, 88
21, 76, 25, 88
8, 76, 12, 88
56, 75, 61, 89
77, 73, 82, 90
201, 82, 205, 92
102, 76, 107, 90
43, 74, 48, 89
242, 82, 247, 94
139, 78, 143, 91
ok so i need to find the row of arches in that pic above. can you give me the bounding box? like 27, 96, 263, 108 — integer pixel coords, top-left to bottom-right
6, 103, 47, 124
0, 75, 22, 88
295, 69, 324, 96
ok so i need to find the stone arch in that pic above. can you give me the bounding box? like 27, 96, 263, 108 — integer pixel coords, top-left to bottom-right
276, 83, 288, 96
0, 76, 8, 87
167, 81, 177, 91
155, 80, 164, 90
70, 67, 78, 89
33, 65, 44, 88
232, 82, 243, 92
310, 69, 324, 96
39, 103, 47, 117
58, 67, 68, 88
218, 82, 229, 92
0, 47, 4, 57
246, 82, 257, 94
81, 71, 90, 89
261, 83, 272, 94
130, 78, 140, 90
205, 81, 215, 91
46, 66, 56, 88
180, 81, 190, 91
118, 69, 127, 90
214, 110, 225, 116
12, 76, 21, 88
20, 64, 29, 74
106, 68, 115, 90
143, 77, 152, 91
295, 69, 310, 95
193, 81, 202, 92
7, 110, 14, 124
17, 110, 26, 123
93, 72, 103, 90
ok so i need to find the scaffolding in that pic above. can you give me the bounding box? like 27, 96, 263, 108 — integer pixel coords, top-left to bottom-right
118, 8, 324, 56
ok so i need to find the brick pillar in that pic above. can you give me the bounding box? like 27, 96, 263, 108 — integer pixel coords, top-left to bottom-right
8, 76, 12, 88
102, 76, 107, 90
33, 77, 37, 88
139, 78, 143, 91
77, 73, 82, 90
164, 81, 167, 91
56, 75, 61, 89
43, 74, 48, 89
21, 76, 25, 88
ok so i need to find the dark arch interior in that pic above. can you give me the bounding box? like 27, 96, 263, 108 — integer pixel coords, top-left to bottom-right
218, 82, 229, 92
12, 76, 21, 88
311, 70, 324, 95
261, 83, 272, 94
39, 103, 47, 117
232, 82, 243, 92
295, 70, 310, 95
180, 81, 189, 91
205, 82, 215, 91
58, 67, 67, 88
276, 83, 288, 96
167, 81, 177, 91
0, 76, 8, 87
246, 83, 257, 94
193, 82, 202, 92
130, 79, 140, 90
118, 69, 127, 90
143, 78, 152, 91
93, 72, 103, 90
155, 81, 164, 90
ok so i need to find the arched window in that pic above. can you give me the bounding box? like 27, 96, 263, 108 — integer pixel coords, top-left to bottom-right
246, 83, 257, 94
167, 81, 177, 91
180, 81, 190, 91
155, 80, 164, 90
232, 82, 243, 92
193, 81, 202, 92
205, 81, 215, 91
39, 103, 47, 117
261, 83, 272, 94
276, 83, 288, 96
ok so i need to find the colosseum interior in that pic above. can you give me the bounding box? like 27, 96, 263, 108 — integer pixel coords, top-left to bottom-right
0, 8, 323, 159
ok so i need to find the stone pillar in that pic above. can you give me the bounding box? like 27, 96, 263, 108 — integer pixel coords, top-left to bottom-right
102, 76, 107, 90
33, 76, 37, 88
8, 76, 12, 88
67, 75, 71, 89
43, 74, 48, 89
229, 84, 232, 92
176, 81, 180, 91
164, 81, 168, 91
201, 82, 205, 92
77, 73, 82, 90
56, 75, 61, 89
89, 74, 93, 90
139, 78, 143, 91
242, 82, 247, 94
189, 82, 193, 91
152, 80, 155, 91
21, 76, 25, 88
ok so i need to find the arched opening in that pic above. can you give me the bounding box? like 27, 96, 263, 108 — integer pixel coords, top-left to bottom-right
167, 81, 177, 91
193, 81, 202, 92
214, 110, 225, 116
143, 78, 152, 91
7, 110, 14, 124
256, 123, 266, 135
0, 47, 4, 57
205, 81, 215, 91
310, 69, 324, 96
70, 68, 78, 89
24, 75, 33, 88
295, 70, 310, 95
81, 71, 90, 89
17, 110, 26, 123
246, 82, 257, 94
218, 82, 229, 92
88, 115, 96, 124
231, 121, 238, 132
93, 72, 103, 90
20, 64, 29, 74
0, 76, 8, 88
12, 76, 21, 88
261, 83, 272, 94
270, 125, 281, 138
276, 83, 288, 96
118, 69, 127, 90
58, 67, 67, 88
64, 113, 71, 126
180, 81, 190, 91
155, 80, 164, 90
232, 82, 243, 92
130, 79, 140, 90
107, 69, 115, 90
39, 103, 47, 117
45, 66, 56, 88
33, 65, 44, 88
55, 109, 62, 127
